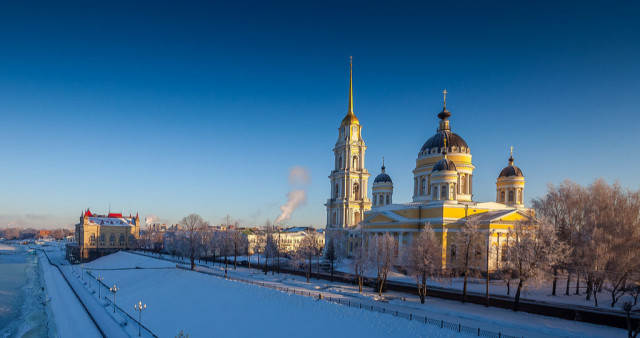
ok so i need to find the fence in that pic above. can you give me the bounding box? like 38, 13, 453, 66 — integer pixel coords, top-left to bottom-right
175, 264, 521, 338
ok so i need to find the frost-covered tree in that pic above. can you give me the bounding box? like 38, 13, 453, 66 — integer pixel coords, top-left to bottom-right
179, 214, 209, 270
350, 228, 369, 293
505, 219, 569, 311
451, 217, 485, 303
403, 225, 444, 304
369, 233, 397, 297
229, 225, 246, 270
292, 231, 321, 283
263, 221, 279, 275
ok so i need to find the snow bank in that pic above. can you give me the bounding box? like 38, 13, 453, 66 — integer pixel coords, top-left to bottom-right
85, 251, 175, 269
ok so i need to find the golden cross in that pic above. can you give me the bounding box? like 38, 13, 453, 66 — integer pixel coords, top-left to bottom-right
443, 89, 447, 106
510, 146, 513, 157
349, 56, 353, 65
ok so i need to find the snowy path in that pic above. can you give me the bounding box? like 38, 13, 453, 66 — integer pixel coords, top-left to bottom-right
42, 248, 133, 338
135, 252, 625, 338
39, 251, 103, 337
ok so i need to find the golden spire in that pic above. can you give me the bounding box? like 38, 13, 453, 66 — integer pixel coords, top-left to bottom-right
509, 146, 514, 165
443, 89, 447, 108
348, 56, 354, 115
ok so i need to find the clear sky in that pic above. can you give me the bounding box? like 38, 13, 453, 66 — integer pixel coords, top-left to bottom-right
0, 1, 638, 229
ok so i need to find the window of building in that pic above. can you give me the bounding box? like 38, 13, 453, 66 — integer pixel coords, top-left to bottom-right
432, 185, 438, 199
441, 185, 447, 200
517, 190, 522, 203
501, 191, 505, 202
119, 233, 125, 245
386, 195, 390, 204
109, 234, 115, 245
99, 233, 105, 244
89, 233, 96, 244
508, 190, 514, 203
352, 156, 358, 170
335, 183, 339, 198
421, 178, 426, 195
353, 182, 360, 199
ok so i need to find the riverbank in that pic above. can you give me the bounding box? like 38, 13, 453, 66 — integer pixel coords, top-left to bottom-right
0, 243, 51, 338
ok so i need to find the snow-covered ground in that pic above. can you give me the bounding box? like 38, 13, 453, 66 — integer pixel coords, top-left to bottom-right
86, 252, 454, 337
130, 251, 624, 337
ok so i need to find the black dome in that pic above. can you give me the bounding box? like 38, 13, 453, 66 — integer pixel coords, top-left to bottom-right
499, 165, 524, 178
420, 131, 468, 154
432, 158, 457, 172
374, 172, 392, 183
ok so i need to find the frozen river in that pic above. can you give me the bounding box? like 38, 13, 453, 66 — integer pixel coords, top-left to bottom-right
0, 243, 49, 338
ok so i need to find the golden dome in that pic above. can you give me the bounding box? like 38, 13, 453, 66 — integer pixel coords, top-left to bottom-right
341, 111, 359, 126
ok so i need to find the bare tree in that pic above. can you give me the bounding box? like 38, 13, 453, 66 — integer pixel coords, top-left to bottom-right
292, 231, 321, 283
180, 214, 209, 270
451, 217, 485, 303
369, 233, 397, 297
506, 219, 569, 311
229, 224, 246, 270
622, 301, 640, 338
263, 221, 279, 275
404, 225, 444, 304
350, 229, 369, 293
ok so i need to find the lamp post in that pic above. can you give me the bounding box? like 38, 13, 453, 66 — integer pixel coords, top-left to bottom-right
110, 285, 119, 313
134, 301, 147, 337
96, 276, 104, 298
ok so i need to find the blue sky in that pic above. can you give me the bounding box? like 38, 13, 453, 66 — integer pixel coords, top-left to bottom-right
0, 1, 638, 229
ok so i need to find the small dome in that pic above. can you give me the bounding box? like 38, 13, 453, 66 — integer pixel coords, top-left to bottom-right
374, 172, 392, 183
420, 130, 468, 154
341, 112, 359, 126
374, 163, 392, 183
498, 156, 524, 178
432, 158, 457, 172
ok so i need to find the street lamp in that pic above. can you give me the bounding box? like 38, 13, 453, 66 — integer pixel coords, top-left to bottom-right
96, 276, 104, 298
134, 301, 147, 337
110, 285, 119, 313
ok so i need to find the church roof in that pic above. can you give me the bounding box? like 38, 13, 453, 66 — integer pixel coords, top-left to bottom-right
432, 157, 457, 172
499, 153, 524, 178
421, 130, 468, 154
374, 162, 392, 183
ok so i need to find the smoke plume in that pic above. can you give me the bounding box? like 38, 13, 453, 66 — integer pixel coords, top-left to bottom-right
145, 214, 161, 226
275, 166, 310, 224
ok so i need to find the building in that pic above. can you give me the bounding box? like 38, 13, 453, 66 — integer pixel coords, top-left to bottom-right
325, 63, 534, 270
325, 57, 372, 252
67, 208, 141, 262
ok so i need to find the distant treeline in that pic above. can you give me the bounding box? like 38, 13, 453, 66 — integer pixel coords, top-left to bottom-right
0, 228, 72, 240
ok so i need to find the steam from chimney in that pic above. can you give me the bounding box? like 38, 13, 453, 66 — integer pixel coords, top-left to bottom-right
145, 214, 160, 226
275, 166, 310, 224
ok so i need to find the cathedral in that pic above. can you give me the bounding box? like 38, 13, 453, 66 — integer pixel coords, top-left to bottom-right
325, 60, 534, 270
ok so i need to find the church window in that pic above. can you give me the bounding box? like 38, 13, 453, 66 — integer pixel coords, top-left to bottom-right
386, 195, 390, 204
460, 174, 466, 193
335, 183, 339, 198
354, 211, 361, 224
508, 190, 514, 203
421, 178, 426, 195
352, 156, 358, 170
517, 190, 522, 203
441, 185, 447, 200
338, 156, 343, 169
432, 185, 438, 199
373, 195, 378, 206
353, 182, 360, 199
500, 191, 505, 202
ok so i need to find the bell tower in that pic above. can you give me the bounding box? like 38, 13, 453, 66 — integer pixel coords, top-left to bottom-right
326, 57, 371, 231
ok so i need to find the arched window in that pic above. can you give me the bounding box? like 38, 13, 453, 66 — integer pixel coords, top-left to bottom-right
373, 195, 378, 206
500, 191, 505, 202
460, 174, 466, 193
119, 233, 125, 245
517, 190, 522, 203
89, 233, 96, 243
386, 195, 390, 204
338, 156, 343, 169
352, 156, 358, 170
432, 186, 438, 199
354, 211, 361, 225
421, 178, 426, 195
335, 183, 339, 198
109, 234, 115, 245
508, 190, 514, 203
441, 185, 447, 200
353, 182, 360, 199
333, 212, 337, 225
99, 233, 105, 243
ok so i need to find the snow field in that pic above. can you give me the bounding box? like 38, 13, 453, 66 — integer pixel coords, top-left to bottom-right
88, 253, 455, 337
